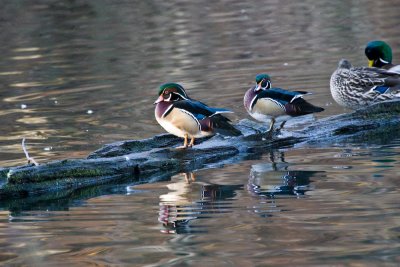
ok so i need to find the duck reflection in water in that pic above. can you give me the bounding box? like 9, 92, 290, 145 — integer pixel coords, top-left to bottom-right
248, 166, 315, 198
158, 172, 196, 234
246, 151, 322, 217
158, 172, 242, 234
248, 152, 317, 198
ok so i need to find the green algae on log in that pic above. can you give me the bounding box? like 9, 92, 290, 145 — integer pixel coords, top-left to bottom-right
1, 100, 400, 199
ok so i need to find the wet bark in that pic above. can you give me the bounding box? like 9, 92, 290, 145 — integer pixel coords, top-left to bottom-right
1, 100, 400, 200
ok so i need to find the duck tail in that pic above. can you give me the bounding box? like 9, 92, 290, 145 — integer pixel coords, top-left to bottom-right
210, 114, 242, 136
286, 98, 324, 116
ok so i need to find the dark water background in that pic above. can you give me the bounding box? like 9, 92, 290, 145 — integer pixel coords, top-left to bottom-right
1, 0, 400, 266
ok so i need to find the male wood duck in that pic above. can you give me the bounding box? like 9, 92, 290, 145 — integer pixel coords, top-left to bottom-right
243, 74, 324, 133
365, 40, 400, 73
330, 59, 400, 109
154, 83, 241, 148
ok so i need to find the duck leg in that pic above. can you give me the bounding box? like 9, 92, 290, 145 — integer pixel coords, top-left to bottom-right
264, 118, 276, 137
278, 121, 287, 130
184, 172, 196, 183
177, 134, 189, 149
274, 120, 287, 134
272, 120, 287, 136
188, 136, 195, 147
268, 118, 276, 132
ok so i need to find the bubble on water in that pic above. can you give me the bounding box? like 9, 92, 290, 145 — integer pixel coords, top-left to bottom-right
283, 62, 289, 66
44, 146, 52, 151
21, 104, 27, 109
87, 110, 93, 114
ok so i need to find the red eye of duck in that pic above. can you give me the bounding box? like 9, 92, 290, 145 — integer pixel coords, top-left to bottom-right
261, 79, 270, 88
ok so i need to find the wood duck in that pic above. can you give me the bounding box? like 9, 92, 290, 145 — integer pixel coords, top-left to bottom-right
330, 59, 400, 109
243, 74, 324, 133
154, 83, 241, 148
365, 40, 400, 73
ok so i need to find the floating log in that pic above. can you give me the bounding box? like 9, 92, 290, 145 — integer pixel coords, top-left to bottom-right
1, 100, 400, 201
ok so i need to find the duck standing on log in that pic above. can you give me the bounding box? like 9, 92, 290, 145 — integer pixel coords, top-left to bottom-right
365, 40, 400, 73
154, 83, 241, 148
243, 74, 324, 134
330, 59, 400, 109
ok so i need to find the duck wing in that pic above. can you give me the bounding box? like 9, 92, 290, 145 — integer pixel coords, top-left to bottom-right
257, 88, 308, 105
256, 88, 323, 116
173, 100, 241, 136
173, 99, 232, 120
342, 66, 400, 94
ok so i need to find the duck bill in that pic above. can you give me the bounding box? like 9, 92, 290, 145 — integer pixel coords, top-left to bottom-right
154, 95, 164, 104
368, 60, 374, 67
254, 83, 262, 92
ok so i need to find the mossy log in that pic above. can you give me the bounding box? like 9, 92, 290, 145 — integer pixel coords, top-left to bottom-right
1, 100, 400, 200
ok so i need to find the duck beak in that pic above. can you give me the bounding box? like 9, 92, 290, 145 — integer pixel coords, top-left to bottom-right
154, 95, 164, 104
254, 83, 261, 92
368, 60, 374, 67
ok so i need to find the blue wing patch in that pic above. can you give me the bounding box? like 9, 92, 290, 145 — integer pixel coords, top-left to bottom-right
193, 113, 207, 120
373, 86, 390, 94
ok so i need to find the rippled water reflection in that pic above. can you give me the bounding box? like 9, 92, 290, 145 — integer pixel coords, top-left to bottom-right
1, 147, 400, 265
1, 0, 400, 266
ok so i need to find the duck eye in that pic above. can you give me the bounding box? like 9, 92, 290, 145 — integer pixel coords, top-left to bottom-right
261, 79, 269, 88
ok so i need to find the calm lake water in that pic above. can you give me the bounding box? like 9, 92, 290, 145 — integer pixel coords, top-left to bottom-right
1, 0, 400, 266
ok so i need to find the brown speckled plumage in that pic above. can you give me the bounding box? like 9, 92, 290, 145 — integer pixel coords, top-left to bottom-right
330, 59, 400, 109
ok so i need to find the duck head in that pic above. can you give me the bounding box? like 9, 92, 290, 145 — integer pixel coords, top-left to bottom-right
154, 83, 189, 104
243, 74, 272, 114
254, 74, 272, 92
365, 40, 392, 68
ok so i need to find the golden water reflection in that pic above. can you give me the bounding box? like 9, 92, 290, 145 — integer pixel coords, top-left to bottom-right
0, 145, 400, 265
